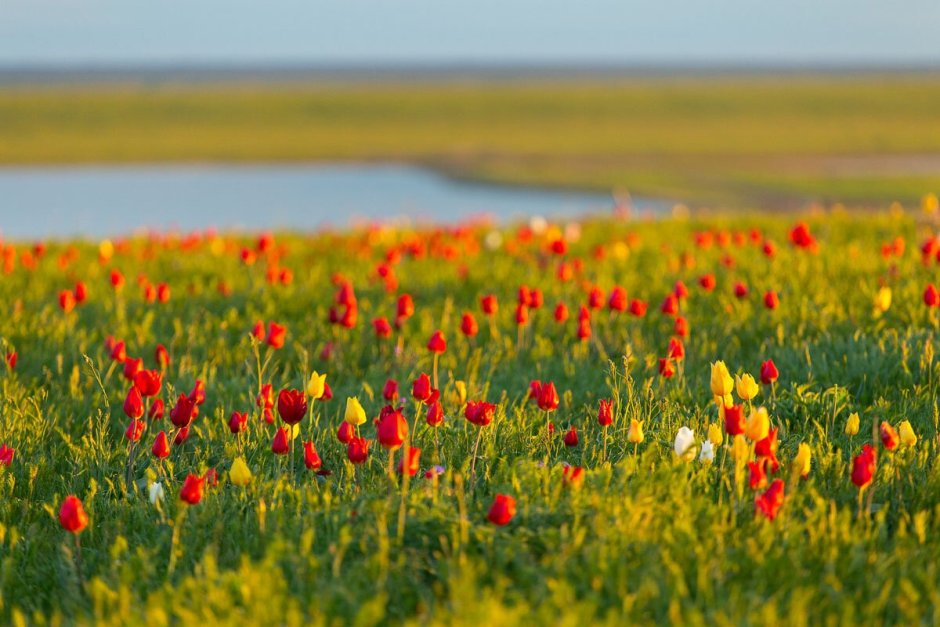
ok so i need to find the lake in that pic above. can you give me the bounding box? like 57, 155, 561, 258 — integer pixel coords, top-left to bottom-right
0, 163, 669, 240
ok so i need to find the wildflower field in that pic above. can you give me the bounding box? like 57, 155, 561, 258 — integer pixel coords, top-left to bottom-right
4, 206, 940, 625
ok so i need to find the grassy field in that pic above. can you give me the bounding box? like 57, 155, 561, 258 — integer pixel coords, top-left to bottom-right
3, 74, 940, 206
2, 208, 940, 623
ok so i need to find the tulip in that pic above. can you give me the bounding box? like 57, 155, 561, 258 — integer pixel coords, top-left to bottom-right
344, 397, 367, 426
188, 380, 206, 406
377, 410, 408, 450
724, 405, 745, 436
608, 286, 628, 312
793, 443, 811, 478
707, 423, 724, 447
731, 434, 750, 463
306, 371, 327, 400
303, 441, 322, 470
851, 445, 877, 489
755, 479, 785, 521
169, 394, 195, 428
0, 444, 14, 466
412, 373, 432, 402
373, 317, 393, 338
698, 274, 716, 291
229, 457, 252, 486
426, 401, 444, 427
123, 386, 144, 419
597, 399, 613, 427
337, 421, 355, 444
745, 407, 770, 442
898, 420, 917, 447
59, 290, 76, 313
59, 496, 89, 533
487, 494, 517, 526
760, 359, 779, 385
149, 482, 165, 505
347, 437, 371, 464
251, 321, 265, 341
427, 330, 447, 354
735, 373, 759, 401
659, 358, 675, 378
627, 419, 644, 444
481, 294, 498, 315
174, 426, 190, 446
397, 293, 414, 320
157, 283, 170, 303
271, 427, 290, 455
537, 382, 559, 412
257, 383, 275, 409
397, 447, 421, 476
133, 369, 162, 397
228, 411, 248, 434
734, 282, 749, 299
125, 419, 145, 442
667, 338, 684, 361
554, 302, 569, 322
629, 299, 648, 317
179, 474, 205, 505
925, 284, 940, 307
748, 460, 768, 490
455, 380, 467, 404
879, 421, 899, 450
674, 316, 688, 337
845, 412, 860, 435
710, 361, 734, 399
277, 389, 308, 425
155, 344, 170, 369
674, 427, 696, 462
460, 312, 479, 337
122, 357, 143, 381
563, 427, 579, 447
699, 440, 715, 464
465, 400, 496, 427
266, 322, 286, 348
754, 428, 780, 472
562, 465, 584, 488
873, 287, 892, 313
763, 290, 779, 310
151, 431, 170, 458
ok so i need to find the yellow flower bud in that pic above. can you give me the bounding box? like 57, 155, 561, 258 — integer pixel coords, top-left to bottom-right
845, 412, 860, 436
306, 371, 327, 400
898, 420, 917, 447
745, 407, 770, 442
710, 361, 734, 398
344, 397, 367, 426
793, 443, 811, 478
874, 287, 892, 313
731, 434, 750, 463
627, 419, 644, 444
735, 373, 759, 401
923, 192, 938, 215
707, 422, 723, 447
455, 380, 467, 405
229, 457, 252, 487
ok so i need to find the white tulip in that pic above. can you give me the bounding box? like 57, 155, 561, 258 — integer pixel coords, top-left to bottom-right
674, 427, 696, 462
699, 440, 715, 464
149, 481, 165, 505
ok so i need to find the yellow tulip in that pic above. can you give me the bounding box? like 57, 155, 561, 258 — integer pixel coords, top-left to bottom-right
306, 371, 327, 400
898, 420, 917, 447
735, 373, 759, 401
229, 457, 252, 487
874, 287, 892, 313
344, 397, 367, 426
98, 239, 114, 262
707, 422, 723, 447
731, 434, 750, 463
710, 361, 734, 399
455, 380, 467, 405
745, 407, 770, 442
923, 192, 939, 215
845, 412, 860, 436
793, 443, 811, 478
627, 419, 644, 444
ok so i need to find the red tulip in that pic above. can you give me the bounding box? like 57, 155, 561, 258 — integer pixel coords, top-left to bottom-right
588, 286, 604, 309
577, 316, 592, 341
110, 269, 125, 290
537, 382, 559, 412
554, 302, 569, 322
266, 322, 286, 349
397, 446, 421, 476
0, 444, 14, 466
763, 290, 779, 310
674, 316, 688, 337
427, 330, 447, 354
228, 411, 248, 434
152, 431, 170, 458
179, 474, 205, 505
755, 479, 785, 520
760, 359, 779, 385
271, 426, 290, 455
4, 351, 16, 370
59, 495, 89, 533
110, 340, 127, 363
748, 460, 768, 490
481, 294, 498, 315
337, 421, 355, 444
515, 303, 529, 326
155, 344, 170, 369
598, 399, 613, 427
156, 283, 170, 303
460, 312, 479, 337
383, 379, 399, 401
426, 401, 444, 426
465, 400, 496, 427
925, 284, 940, 307
256, 383, 274, 409
377, 409, 408, 450
661, 293, 679, 316
851, 444, 877, 489
373, 317, 392, 339
347, 436, 371, 464
628, 299, 647, 317
303, 441, 322, 470
169, 394, 195, 428
124, 419, 145, 442
562, 465, 584, 488
277, 389, 308, 425
173, 426, 191, 446
396, 293, 414, 320
789, 222, 817, 250
251, 320, 265, 342
123, 386, 144, 419
608, 286, 628, 312
658, 358, 675, 378
188, 380, 206, 405
148, 398, 164, 420
487, 494, 516, 525
563, 426, 579, 447
724, 405, 745, 435
699, 274, 716, 291
673, 281, 689, 300
412, 373, 432, 402
58, 290, 76, 313
133, 369, 162, 397
734, 282, 749, 299
667, 338, 685, 361
123, 357, 143, 381
880, 421, 899, 450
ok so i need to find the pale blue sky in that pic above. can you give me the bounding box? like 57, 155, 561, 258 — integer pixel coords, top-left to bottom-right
2, 0, 939, 67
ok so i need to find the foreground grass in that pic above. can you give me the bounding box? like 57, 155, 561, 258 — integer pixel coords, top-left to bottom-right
3, 75, 940, 206
1, 208, 940, 624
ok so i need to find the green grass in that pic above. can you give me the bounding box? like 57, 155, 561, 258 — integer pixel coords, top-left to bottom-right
3, 75, 940, 206
1, 209, 940, 624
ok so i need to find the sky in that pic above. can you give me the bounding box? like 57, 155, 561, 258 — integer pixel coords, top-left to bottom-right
2, 0, 940, 68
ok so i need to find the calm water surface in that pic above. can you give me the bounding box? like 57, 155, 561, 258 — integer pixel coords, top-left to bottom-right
0, 163, 669, 239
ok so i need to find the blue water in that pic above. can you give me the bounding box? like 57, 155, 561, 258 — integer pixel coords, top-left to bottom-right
0, 163, 668, 239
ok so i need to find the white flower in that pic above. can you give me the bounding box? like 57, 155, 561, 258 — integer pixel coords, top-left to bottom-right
699, 440, 715, 464
674, 427, 696, 462
149, 481, 165, 505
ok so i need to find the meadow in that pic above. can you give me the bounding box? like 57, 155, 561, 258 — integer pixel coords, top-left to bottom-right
1, 205, 940, 624
3, 74, 940, 206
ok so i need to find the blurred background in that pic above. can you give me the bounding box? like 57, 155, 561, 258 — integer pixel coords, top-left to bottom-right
2, 1, 940, 237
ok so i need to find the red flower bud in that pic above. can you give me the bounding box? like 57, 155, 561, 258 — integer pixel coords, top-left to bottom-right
277, 389, 308, 425
179, 474, 205, 505
59, 495, 89, 533
487, 494, 516, 525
